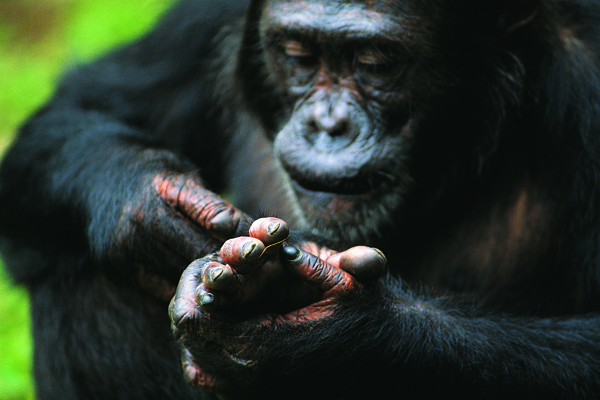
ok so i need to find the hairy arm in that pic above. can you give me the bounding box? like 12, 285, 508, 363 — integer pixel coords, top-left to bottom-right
170, 220, 600, 399
0, 0, 250, 295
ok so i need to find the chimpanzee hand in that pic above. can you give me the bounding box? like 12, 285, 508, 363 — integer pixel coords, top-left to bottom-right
168, 217, 387, 395
107, 171, 253, 300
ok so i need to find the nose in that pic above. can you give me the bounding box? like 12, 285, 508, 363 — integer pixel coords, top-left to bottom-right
306, 99, 356, 145
310, 105, 349, 137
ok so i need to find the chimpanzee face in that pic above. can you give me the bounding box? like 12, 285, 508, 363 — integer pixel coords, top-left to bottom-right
257, 0, 425, 243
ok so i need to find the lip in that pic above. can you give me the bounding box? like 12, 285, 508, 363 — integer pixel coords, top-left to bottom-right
287, 168, 385, 196
290, 178, 380, 204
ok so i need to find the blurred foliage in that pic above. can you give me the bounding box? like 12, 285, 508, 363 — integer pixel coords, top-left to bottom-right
0, 267, 33, 400
0, 0, 175, 398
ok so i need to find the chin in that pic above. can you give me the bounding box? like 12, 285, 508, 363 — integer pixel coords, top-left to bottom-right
287, 179, 407, 247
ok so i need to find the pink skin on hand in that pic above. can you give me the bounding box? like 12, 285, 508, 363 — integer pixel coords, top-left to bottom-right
169, 218, 387, 390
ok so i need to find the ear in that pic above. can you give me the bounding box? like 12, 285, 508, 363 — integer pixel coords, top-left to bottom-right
496, 0, 541, 34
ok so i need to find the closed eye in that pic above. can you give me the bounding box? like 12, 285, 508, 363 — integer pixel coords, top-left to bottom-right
281, 40, 318, 67
283, 40, 313, 58
356, 47, 398, 75
357, 48, 389, 66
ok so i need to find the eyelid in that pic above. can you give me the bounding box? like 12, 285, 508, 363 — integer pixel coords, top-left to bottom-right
283, 40, 313, 57
357, 48, 389, 65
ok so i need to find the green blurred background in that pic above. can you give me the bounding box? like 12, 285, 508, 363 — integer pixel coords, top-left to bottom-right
0, 1, 175, 398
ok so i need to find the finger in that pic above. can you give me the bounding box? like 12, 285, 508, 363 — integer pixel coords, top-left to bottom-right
220, 237, 265, 272
201, 262, 240, 291
249, 217, 290, 250
281, 246, 353, 292
121, 197, 222, 270
154, 173, 253, 240
169, 259, 205, 328
328, 246, 387, 282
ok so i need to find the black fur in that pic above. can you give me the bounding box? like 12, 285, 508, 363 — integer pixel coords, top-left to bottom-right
2, 0, 600, 398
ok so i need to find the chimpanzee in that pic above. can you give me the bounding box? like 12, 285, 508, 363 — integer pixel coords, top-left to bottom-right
1, 0, 600, 398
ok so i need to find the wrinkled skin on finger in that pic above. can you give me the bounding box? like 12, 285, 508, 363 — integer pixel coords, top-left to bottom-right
109, 172, 253, 301
168, 218, 387, 393
153, 173, 252, 241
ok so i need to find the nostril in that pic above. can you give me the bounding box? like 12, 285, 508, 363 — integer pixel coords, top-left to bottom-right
328, 120, 349, 137
308, 117, 349, 137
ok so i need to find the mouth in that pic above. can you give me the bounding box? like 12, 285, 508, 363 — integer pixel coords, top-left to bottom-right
288, 179, 366, 220
289, 171, 384, 196
281, 157, 407, 243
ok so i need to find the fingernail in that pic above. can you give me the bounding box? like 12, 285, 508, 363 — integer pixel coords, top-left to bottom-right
372, 248, 387, 264
204, 265, 234, 290
241, 241, 258, 258
209, 209, 238, 235
267, 220, 281, 235
210, 266, 224, 280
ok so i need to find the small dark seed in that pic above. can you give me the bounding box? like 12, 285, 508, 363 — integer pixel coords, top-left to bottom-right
281, 246, 302, 262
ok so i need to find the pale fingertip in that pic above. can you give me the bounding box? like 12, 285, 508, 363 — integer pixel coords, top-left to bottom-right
220, 237, 265, 268
202, 262, 235, 290
339, 246, 387, 282
249, 217, 290, 243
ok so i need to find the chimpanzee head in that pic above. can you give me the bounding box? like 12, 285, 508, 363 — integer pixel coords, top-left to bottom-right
240, 0, 539, 245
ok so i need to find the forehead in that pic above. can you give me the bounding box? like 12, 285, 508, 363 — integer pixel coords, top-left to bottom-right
260, 0, 411, 41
